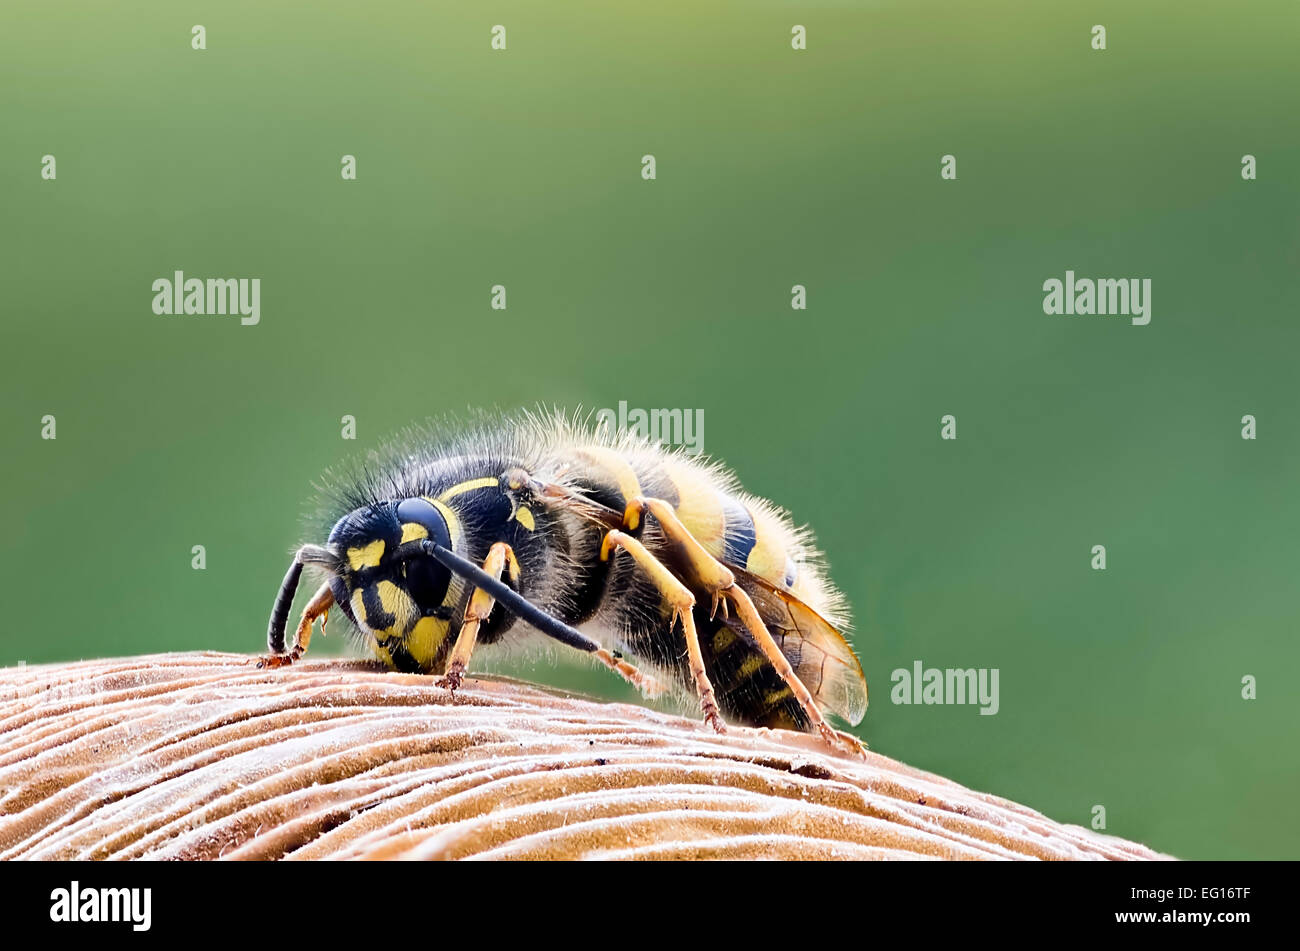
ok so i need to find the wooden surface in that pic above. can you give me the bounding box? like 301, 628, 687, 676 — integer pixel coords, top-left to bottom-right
0, 652, 1167, 860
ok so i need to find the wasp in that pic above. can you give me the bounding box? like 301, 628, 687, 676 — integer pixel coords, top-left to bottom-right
260, 411, 868, 757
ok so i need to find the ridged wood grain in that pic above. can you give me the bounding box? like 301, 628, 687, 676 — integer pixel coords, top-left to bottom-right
0, 652, 1166, 861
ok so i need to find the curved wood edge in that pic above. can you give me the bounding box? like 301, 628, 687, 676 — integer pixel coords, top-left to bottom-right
0, 652, 1170, 861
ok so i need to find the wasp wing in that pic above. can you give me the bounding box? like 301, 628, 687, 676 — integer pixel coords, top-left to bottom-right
726, 566, 868, 726
526, 478, 624, 528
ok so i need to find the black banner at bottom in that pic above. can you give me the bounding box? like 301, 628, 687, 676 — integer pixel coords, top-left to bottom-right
0, 859, 1277, 940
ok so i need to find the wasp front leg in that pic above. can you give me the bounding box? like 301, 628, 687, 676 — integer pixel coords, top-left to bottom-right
436, 542, 519, 692
436, 541, 670, 700
621, 496, 866, 759
258, 582, 333, 669
591, 647, 669, 700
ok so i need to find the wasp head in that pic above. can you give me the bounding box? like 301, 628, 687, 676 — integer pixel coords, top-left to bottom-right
267, 498, 459, 657
323, 499, 458, 639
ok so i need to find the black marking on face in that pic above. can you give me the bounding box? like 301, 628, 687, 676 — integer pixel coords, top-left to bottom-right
405, 555, 451, 615
386, 640, 424, 673
330, 576, 357, 625
361, 585, 397, 632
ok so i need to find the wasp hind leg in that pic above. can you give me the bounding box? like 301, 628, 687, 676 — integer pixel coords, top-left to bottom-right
258, 582, 333, 669
722, 583, 866, 759
620, 496, 866, 759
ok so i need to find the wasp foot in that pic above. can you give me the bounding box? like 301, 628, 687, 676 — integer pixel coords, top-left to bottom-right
818, 723, 868, 760
436, 661, 466, 693
256, 648, 301, 670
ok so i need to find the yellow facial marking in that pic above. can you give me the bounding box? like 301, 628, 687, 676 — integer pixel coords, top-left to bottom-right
346, 539, 385, 571
514, 505, 536, 531
405, 615, 451, 667
376, 580, 403, 616
374, 580, 417, 636
438, 477, 498, 502
350, 589, 368, 625
400, 522, 428, 544
368, 638, 394, 668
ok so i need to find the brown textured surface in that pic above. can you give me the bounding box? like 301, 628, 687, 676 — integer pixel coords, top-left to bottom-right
0, 652, 1167, 860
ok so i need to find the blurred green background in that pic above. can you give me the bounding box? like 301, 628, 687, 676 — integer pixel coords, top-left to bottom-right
1, 1, 1296, 859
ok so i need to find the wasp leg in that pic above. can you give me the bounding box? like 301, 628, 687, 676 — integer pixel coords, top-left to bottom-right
258, 583, 333, 669
592, 649, 670, 699
620, 498, 736, 618
436, 542, 518, 693
601, 528, 725, 733
722, 586, 866, 758
623, 496, 866, 759
419, 540, 669, 698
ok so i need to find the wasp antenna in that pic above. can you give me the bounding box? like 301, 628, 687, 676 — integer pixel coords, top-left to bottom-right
419, 541, 601, 655
267, 545, 339, 653
266, 557, 303, 654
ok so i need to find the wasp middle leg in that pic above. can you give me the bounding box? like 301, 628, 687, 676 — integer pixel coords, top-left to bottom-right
601, 528, 724, 732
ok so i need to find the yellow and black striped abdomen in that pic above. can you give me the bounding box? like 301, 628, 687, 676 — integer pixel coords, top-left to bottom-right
557, 448, 797, 596
657, 458, 799, 593
696, 609, 809, 730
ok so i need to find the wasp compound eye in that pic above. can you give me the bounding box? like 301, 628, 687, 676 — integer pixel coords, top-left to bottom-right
395, 497, 453, 551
